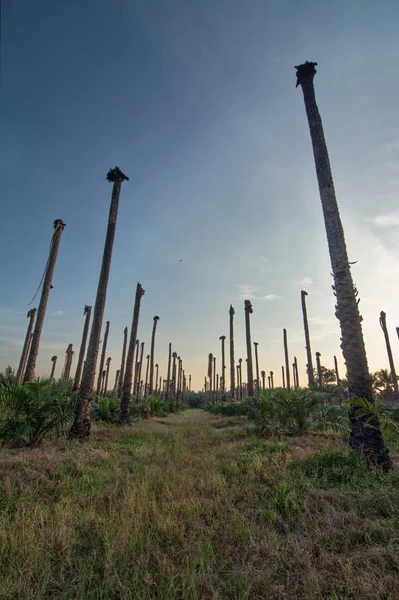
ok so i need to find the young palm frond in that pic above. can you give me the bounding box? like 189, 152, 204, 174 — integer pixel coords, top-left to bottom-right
0, 379, 77, 446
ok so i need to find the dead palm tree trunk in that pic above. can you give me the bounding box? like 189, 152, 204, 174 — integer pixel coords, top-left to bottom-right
236, 365, 240, 399
253, 342, 260, 394
301, 290, 315, 388
282, 366, 285, 389
396, 327, 399, 341
268, 376, 271, 389
62, 344, 74, 380
16, 309, 37, 384
104, 357, 111, 394
283, 329, 291, 391
213, 357, 216, 402
238, 358, 243, 399
379, 311, 399, 399
66, 346, 74, 380
155, 364, 159, 394
261, 370, 265, 390
295, 62, 390, 467
118, 283, 145, 423
50, 355, 57, 380
171, 352, 177, 400
133, 339, 140, 396
149, 316, 159, 394
244, 300, 254, 397
70, 167, 129, 438
144, 355, 150, 398
316, 352, 323, 391
334, 355, 342, 402
270, 371, 274, 389
137, 343, 145, 397
229, 305, 236, 398
117, 327, 128, 398
73, 305, 92, 391
113, 369, 120, 396
24, 219, 66, 381
208, 353, 213, 403
101, 370, 106, 395
96, 321, 110, 395
219, 335, 226, 395
294, 357, 299, 388
166, 343, 172, 400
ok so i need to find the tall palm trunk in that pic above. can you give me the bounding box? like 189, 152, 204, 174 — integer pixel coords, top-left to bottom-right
24, 219, 66, 381
66, 345, 74, 380
236, 365, 240, 399
16, 309, 37, 384
118, 283, 145, 423
316, 352, 323, 390
144, 355, 150, 398
244, 300, 254, 397
101, 370, 106, 395
104, 357, 111, 394
268, 376, 271, 389
334, 355, 342, 402
155, 364, 159, 394
113, 369, 120, 396
117, 327, 128, 398
133, 339, 140, 396
166, 343, 172, 400
229, 305, 235, 398
70, 167, 129, 438
96, 321, 110, 395
62, 344, 74, 380
261, 370, 265, 390
149, 316, 159, 394
238, 358, 243, 399
301, 290, 315, 387
213, 357, 216, 402
294, 357, 299, 388
295, 62, 390, 467
219, 335, 226, 395
50, 355, 57, 380
379, 311, 398, 399
282, 366, 285, 389
253, 342, 260, 394
283, 329, 291, 391
73, 305, 92, 391
208, 353, 213, 403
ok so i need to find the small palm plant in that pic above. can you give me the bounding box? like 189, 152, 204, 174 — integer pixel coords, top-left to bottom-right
0, 379, 77, 446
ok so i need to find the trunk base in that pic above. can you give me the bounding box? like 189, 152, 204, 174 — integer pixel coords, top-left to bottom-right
69, 417, 91, 439
117, 410, 131, 425
348, 408, 392, 470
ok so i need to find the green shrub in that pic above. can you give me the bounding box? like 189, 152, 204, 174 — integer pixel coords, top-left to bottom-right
0, 379, 77, 446
92, 396, 120, 422
205, 401, 248, 417
253, 388, 324, 437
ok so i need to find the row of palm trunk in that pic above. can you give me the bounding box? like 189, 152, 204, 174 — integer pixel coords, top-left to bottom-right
16, 64, 395, 467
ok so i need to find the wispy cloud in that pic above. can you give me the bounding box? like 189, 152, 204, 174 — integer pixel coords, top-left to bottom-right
372, 212, 399, 227
52, 310, 65, 317
237, 285, 281, 301
263, 294, 282, 301
294, 277, 313, 286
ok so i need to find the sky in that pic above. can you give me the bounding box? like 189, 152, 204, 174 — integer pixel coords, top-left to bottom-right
2, 0, 399, 390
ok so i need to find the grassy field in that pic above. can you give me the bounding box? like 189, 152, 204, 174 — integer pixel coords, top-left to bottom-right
0, 409, 398, 599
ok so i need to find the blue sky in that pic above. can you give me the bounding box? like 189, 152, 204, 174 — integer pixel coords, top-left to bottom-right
2, 0, 399, 389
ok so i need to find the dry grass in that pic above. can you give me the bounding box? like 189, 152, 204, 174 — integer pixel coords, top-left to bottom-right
0, 410, 398, 599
